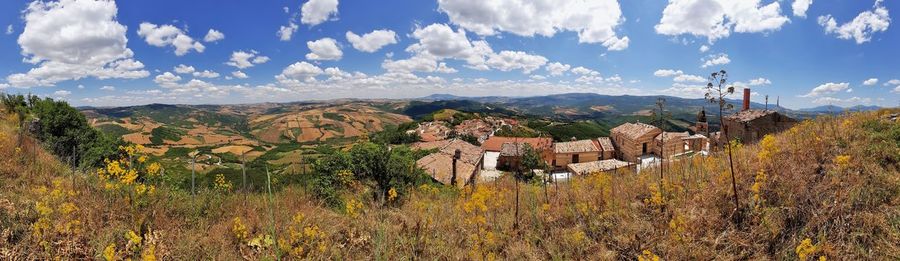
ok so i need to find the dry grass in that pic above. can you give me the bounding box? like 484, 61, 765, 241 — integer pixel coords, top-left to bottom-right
1, 109, 898, 259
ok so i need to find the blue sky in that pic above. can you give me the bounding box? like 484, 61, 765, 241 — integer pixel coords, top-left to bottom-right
0, 0, 897, 109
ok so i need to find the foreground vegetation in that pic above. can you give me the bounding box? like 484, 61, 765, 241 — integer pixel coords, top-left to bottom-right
1, 101, 898, 259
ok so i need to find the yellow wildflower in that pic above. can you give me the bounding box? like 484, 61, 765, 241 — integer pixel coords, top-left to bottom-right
146, 162, 161, 176
103, 244, 116, 261
15, 147, 21, 154
138, 155, 147, 163
345, 199, 363, 218
638, 250, 660, 261
387, 187, 398, 201
142, 244, 157, 261
834, 155, 851, 168
135, 184, 147, 195
796, 238, 817, 260
232, 217, 249, 242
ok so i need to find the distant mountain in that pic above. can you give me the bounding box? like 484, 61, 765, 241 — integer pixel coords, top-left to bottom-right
799, 105, 881, 113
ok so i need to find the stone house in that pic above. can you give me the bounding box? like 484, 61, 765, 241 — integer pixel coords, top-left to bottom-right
413, 139, 484, 188
722, 109, 797, 144
595, 137, 616, 160
552, 139, 600, 169
610, 122, 663, 163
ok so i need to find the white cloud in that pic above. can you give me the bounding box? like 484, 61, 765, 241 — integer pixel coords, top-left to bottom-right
701, 53, 731, 68
748, 77, 772, 86
884, 79, 900, 86
545, 62, 571, 76
792, 0, 813, 18
276, 61, 324, 84
306, 38, 343, 61
192, 70, 220, 78
100, 85, 115, 91
154, 72, 182, 86
137, 22, 205, 56
204, 29, 225, 42
530, 75, 547, 81
802, 82, 849, 97
894, 86, 900, 93
437, 0, 629, 51
226, 50, 269, 69
673, 74, 706, 83
435, 62, 458, 74
232, 71, 248, 79
485, 51, 548, 74
346, 29, 398, 52
863, 78, 878, 85
812, 96, 872, 105
301, 0, 339, 26
7, 0, 149, 87
77, 84, 84, 89
654, 69, 683, 77
571, 66, 600, 76
655, 0, 790, 43
174, 64, 195, 74
818, 0, 890, 44
699, 45, 710, 52
53, 90, 71, 96
5, 24, 11, 35
0, 83, 10, 89
277, 22, 298, 41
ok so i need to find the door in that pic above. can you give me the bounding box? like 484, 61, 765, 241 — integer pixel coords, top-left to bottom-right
572, 154, 579, 164
642, 143, 648, 154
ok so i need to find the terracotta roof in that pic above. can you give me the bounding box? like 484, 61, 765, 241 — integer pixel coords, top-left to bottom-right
655, 131, 690, 141
412, 139, 483, 165
567, 159, 632, 175
610, 122, 662, 140
554, 139, 599, 154
724, 109, 777, 122
481, 136, 552, 152
596, 137, 614, 152
416, 153, 478, 188
500, 142, 526, 157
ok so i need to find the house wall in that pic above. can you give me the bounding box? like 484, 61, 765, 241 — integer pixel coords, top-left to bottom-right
553, 152, 600, 168
724, 113, 797, 144
653, 137, 688, 158
611, 130, 661, 163
600, 150, 615, 160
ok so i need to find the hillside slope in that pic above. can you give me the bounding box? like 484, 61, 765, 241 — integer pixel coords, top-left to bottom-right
1, 109, 898, 259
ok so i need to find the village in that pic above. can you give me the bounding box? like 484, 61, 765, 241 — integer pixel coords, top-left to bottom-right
411, 88, 798, 188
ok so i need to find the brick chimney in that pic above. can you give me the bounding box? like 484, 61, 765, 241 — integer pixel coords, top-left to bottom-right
742, 88, 751, 111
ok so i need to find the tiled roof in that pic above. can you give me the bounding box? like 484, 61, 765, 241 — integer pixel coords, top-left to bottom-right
481, 136, 552, 152
596, 137, 614, 152
655, 131, 690, 141
554, 139, 599, 154
724, 109, 776, 122
416, 153, 478, 188
610, 122, 662, 140
412, 139, 483, 165
500, 142, 526, 157
567, 159, 632, 175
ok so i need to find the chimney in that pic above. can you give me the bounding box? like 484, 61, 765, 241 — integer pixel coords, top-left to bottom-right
742, 88, 751, 111
451, 149, 461, 187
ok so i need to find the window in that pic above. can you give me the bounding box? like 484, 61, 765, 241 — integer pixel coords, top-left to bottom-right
642, 143, 648, 154
572, 154, 579, 163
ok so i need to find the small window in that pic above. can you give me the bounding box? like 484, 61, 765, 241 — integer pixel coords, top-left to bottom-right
642, 143, 648, 154
572, 154, 579, 163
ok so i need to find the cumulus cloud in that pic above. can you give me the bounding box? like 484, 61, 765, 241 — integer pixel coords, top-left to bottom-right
192, 70, 220, 78
818, 0, 890, 44
654, 69, 684, 77
863, 78, 878, 85
226, 50, 269, 69
276, 61, 324, 84
5, 25, 11, 35
174, 64, 195, 74
792, 0, 813, 18
545, 62, 571, 76
748, 77, 772, 85
306, 38, 343, 61
7, 0, 149, 87
884, 79, 900, 86
802, 82, 850, 97
812, 96, 872, 105
699, 45, 710, 52
100, 85, 115, 91
485, 51, 548, 74
437, 0, 629, 51
654, 69, 705, 83
137, 22, 205, 56
232, 71, 248, 79
655, 0, 790, 43
701, 53, 731, 68
277, 22, 298, 41
346, 29, 397, 52
204, 29, 224, 42
54, 90, 71, 96
301, 0, 339, 26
